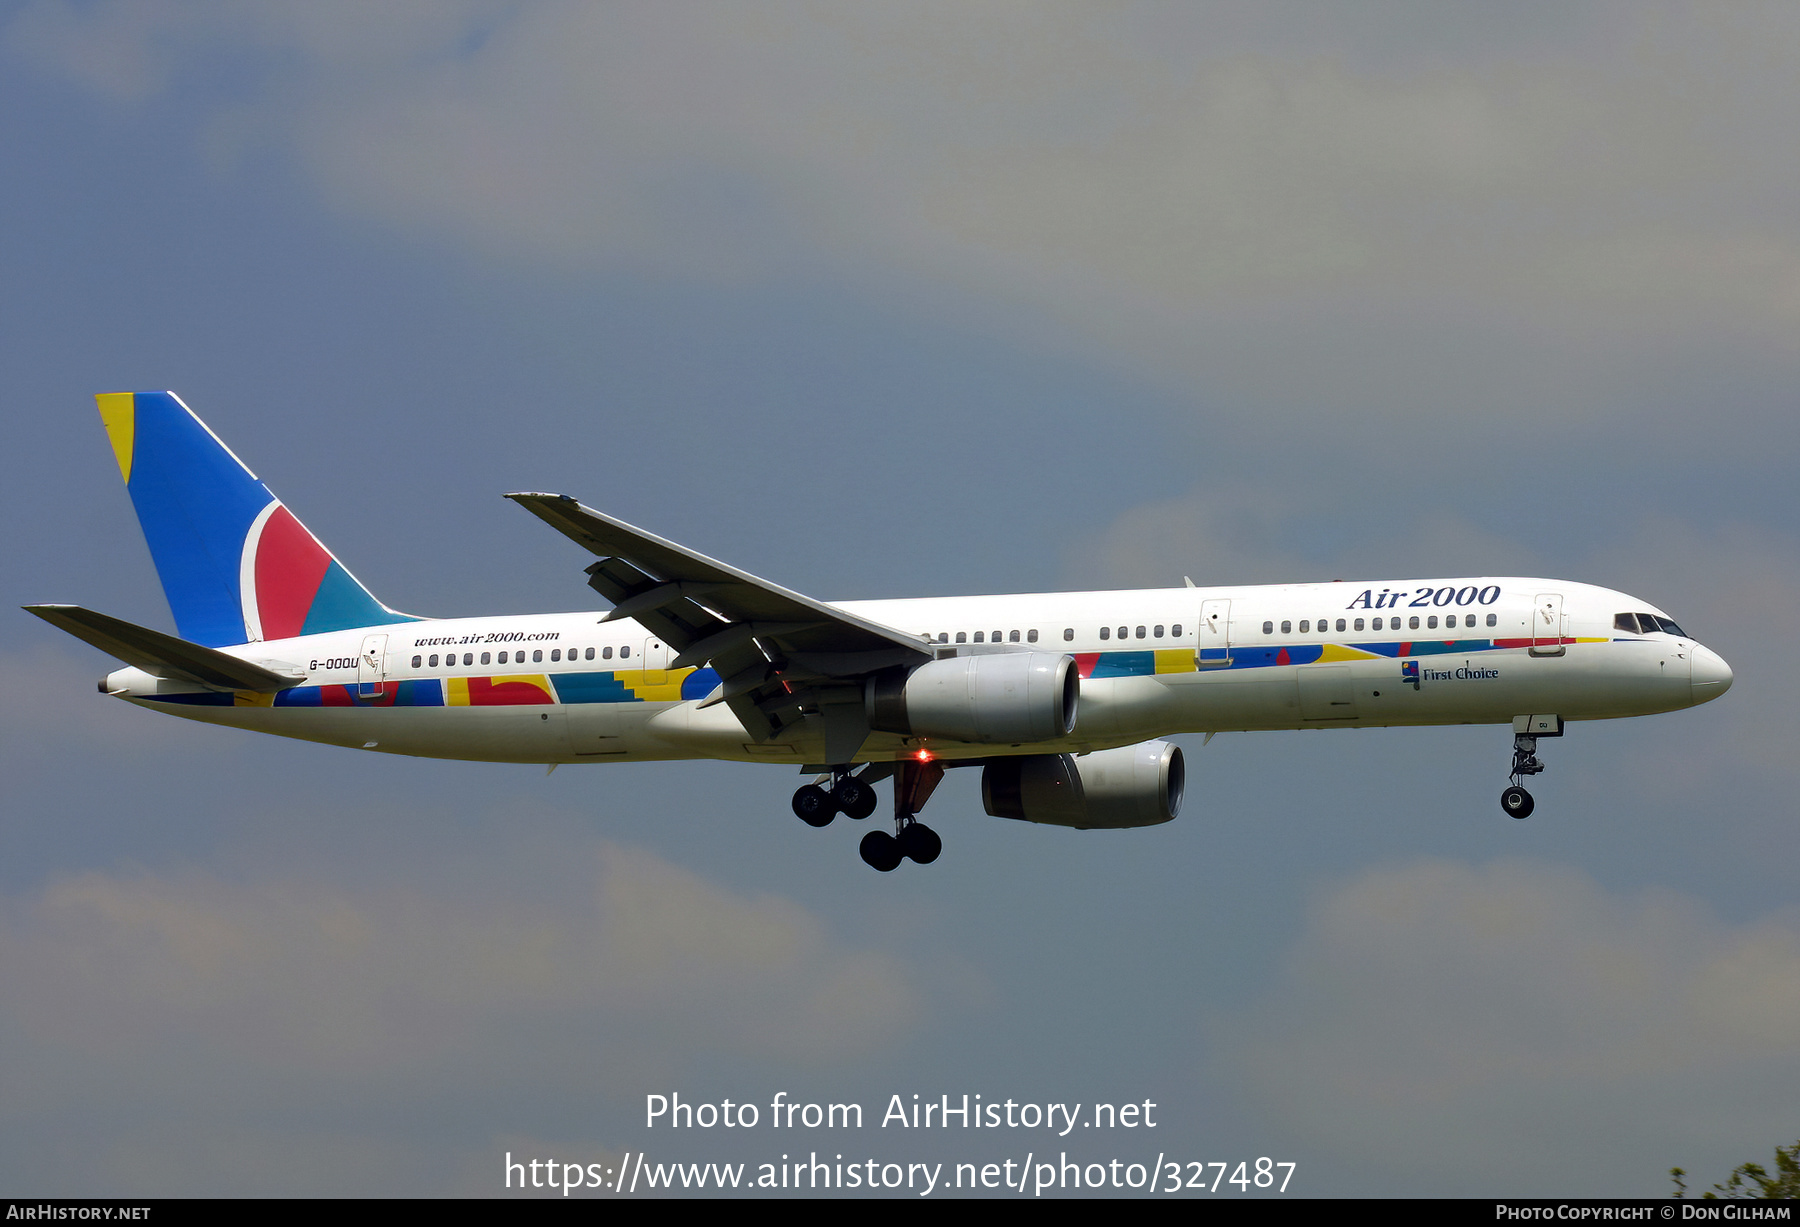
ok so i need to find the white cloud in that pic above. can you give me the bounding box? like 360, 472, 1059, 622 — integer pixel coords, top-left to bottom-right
13, 2, 1800, 434
1222, 858, 1800, 1195
0, 840, 918, 1191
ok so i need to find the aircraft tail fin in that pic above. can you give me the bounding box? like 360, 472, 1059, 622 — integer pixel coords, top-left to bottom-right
95, 391, 414, 647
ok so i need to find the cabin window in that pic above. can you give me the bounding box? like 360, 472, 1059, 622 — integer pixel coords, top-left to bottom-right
1486, 613, 1497, 628
411, 655, 422, 668
530, 649, 540, 662
620, 646, 630, 658
549, 648, 559, 662
1426, 616, 1438, 629
973, 631, 985, 643
1009, 630, 1019, 642
1408, 617, 1419, 631
1027, 629, 1038, 643
1261, 621, 1273, 635
1136, 625, 1147, 639
1154, 625, 1165, 638
602, 646, 612, 659
1063, 628, 1074, 641
956, 632, 968, 644
429, 654, 439, 667
480, 651, 491, 665
1172, 624, 1182, 637
1333, 618, 1345, 632
992, 630, 1002, 642
1280, 620, 1291, 634
1353, 618, 1364, 632
1101, 626, 1112, 640
1299, 620, 1310, 633
1371, 618, 1382, 631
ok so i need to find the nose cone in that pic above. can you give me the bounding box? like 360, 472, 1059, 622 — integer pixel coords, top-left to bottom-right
1690, 644, 1733, 704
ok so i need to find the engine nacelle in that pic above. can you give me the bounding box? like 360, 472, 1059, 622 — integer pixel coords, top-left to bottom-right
865, 652, 1078, 745
981, 740, 1185, 829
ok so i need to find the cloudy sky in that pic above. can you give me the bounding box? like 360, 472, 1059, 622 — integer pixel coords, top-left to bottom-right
3, 1, 1797, 1198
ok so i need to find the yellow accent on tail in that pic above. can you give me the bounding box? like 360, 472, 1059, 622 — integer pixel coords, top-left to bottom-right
95, 392, 135, 483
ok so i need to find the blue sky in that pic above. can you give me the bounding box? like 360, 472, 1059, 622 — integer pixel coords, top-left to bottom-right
3, 2, 1797, 1197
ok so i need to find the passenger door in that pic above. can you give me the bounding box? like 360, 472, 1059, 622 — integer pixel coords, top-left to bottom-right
1530, 593, 1567, 657
357, 633, 388, 700
1198, 599, 1232, 669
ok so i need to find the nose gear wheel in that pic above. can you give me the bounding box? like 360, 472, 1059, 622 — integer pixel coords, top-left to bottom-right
1501, 730, 1547, 819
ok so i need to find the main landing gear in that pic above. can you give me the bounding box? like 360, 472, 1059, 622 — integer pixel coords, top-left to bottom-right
1501, 717, 1561, 819
790, 772, 878, 825
792, 758, 945, 871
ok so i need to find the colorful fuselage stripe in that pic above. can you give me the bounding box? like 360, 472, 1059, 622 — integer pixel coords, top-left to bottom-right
144, 667, 726, 708
1069, 636, 1601, 679
140, 641, 1612, 710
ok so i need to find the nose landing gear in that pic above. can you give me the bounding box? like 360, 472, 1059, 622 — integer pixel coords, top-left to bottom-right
1501, 782, 1535, 819
1501, 716, 1562, 819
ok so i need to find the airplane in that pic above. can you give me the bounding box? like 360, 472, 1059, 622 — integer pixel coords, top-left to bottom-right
27, 392, 1734, 871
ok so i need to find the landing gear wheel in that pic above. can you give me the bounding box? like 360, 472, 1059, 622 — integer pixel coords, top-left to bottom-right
792, 784, 836, 827
1501, 785, 1534, 819
859, 830, 903, 872
834, 777, 877, 820
897, 822, 941, 865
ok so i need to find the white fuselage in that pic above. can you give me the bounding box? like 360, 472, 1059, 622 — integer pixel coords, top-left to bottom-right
105, 577, 1731, 765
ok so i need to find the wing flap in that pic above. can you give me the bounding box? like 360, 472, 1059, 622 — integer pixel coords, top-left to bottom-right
506, 492, 932, 749
506, 493, 932, 660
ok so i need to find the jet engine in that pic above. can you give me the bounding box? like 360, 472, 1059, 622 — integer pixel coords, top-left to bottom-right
864, 652, 1078, 745
981, 739, 1184, 829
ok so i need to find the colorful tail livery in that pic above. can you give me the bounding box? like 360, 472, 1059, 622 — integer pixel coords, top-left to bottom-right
95, 391, 413, 646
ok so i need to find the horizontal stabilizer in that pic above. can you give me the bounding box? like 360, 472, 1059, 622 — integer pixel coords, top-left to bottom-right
23, 604, 305, 692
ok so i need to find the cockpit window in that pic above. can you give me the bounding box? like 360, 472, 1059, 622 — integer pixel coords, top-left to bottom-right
1617, 611, 1687, 637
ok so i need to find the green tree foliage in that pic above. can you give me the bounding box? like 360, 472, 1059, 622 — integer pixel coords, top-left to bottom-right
1671, 1140, 1800, 1199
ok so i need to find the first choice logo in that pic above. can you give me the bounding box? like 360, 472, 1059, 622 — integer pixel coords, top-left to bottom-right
1401, 660, 1501, 686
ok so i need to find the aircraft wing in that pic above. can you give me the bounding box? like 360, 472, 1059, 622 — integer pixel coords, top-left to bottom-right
506, 493, 932, 746
23, 604, 306, 692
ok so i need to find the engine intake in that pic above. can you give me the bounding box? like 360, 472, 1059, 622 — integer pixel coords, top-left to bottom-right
865, 652, 1078, 745
981, 740, 1184, 829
